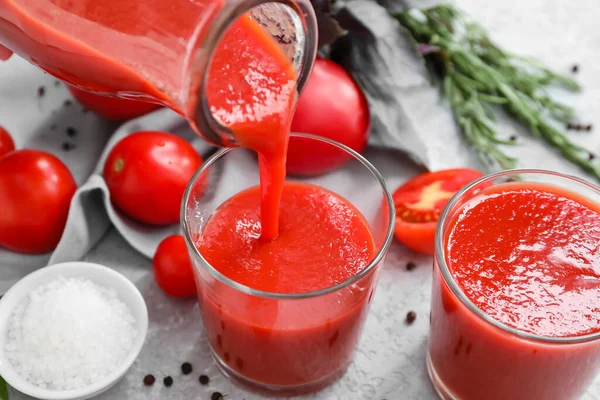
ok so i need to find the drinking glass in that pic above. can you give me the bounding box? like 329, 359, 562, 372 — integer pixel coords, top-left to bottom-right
182, 133, 395, 395
429, 169, 600, 400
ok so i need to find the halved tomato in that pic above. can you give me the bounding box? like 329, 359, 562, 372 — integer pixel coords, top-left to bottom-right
393, 168, 485, 255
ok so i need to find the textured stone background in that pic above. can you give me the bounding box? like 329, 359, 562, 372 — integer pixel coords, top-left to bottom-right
1, 0, 600, 399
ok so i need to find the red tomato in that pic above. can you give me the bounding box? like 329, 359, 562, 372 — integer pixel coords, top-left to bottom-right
0, 150, 77, 253
0, 126, 15, 158
287, 58, 370, 176
68, 86, 161, 121
104, 131, 202, 225
393, 168, 485, 255
153, 235, 197, 297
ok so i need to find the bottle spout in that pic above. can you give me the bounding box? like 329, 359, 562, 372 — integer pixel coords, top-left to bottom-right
187, 0, 317, 148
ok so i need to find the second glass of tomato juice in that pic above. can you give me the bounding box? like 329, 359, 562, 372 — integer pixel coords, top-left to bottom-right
181, 134, 395, 395
429, 170, 600, 400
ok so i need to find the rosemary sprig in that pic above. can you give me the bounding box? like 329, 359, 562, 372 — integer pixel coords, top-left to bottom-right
392, 5, 600, 179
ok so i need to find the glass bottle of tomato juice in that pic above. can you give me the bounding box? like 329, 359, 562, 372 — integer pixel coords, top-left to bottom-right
0, 0, 317, 146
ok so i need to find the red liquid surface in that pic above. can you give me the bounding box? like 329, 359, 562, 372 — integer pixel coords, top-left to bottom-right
448, 184, 600, 337
196, 183, 377, 386
429, 182, 600, 400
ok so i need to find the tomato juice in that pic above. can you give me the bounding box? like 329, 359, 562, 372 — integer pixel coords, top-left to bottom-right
429, 178, 600, 400
196, 183, 377, 388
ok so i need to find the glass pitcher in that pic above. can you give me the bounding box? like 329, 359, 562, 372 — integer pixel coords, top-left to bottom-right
0, 0, 317, 146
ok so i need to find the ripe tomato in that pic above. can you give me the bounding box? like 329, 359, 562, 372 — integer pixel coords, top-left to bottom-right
104, 131, 202, 225
153, 235, 197, 297
68, 86, 161, 121
0, 126, 15, 158
393, 168, 484, 255
287, 58, 370, 176
0, 150, 77, 253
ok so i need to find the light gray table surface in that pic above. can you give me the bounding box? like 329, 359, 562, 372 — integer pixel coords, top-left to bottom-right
1, 1, 600, 399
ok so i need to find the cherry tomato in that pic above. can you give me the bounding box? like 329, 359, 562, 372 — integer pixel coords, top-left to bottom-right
153, 235, 197, 297
393, 168, 485, 255
287, 58, 370, 176
0, 126, 15, 158
0, 150, 77, 253
104, 131, 202, 225
68, 86, 161, 121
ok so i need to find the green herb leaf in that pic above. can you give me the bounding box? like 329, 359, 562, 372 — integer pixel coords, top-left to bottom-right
393, 4, 597, 179
0, 376, 8, 400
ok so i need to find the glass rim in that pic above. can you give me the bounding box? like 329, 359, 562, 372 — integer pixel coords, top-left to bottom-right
181, 132, 396, 300
435, 168, 600, 344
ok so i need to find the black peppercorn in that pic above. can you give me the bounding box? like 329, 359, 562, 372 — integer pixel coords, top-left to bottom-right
38, 86, 45, 97
181, 362, 193, 375
64, 99, 72, 107
66, 127, 77, 137
211, 392, 225, 400
406, 262, 417, 271
571, 64, 579, 73
406, 311, 417, 324
143, 375, 155, 386
509, 135, 517, 141
589, 152, 595, 161
199, 375, 209, 385
163, 376, 173, 387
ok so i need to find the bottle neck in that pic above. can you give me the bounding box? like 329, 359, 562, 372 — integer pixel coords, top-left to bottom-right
186, 0, 317, 147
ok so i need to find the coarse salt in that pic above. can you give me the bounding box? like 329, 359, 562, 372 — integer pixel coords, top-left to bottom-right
5, 276, 137, 391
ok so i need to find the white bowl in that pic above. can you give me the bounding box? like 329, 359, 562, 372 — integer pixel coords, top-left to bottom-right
0, 262, 149, 400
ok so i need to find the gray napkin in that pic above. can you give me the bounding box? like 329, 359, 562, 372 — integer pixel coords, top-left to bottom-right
49, 110, 213, 263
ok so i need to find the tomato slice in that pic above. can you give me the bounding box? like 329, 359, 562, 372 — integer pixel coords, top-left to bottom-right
393, 168, 485, 255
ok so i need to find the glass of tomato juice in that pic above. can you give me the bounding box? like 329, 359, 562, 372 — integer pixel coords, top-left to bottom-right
181, 133, 395, 395
429, 169, 600, 400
